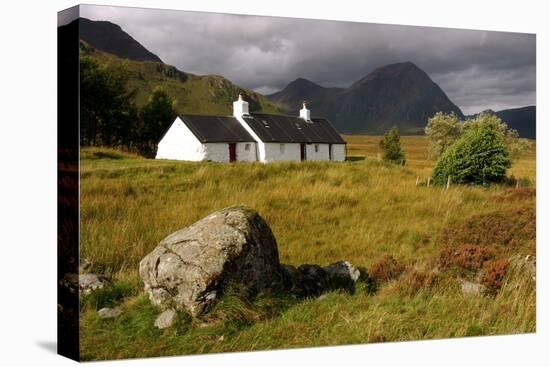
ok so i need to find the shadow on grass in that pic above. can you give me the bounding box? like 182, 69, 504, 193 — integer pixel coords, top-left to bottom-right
346, 156, 366, 162
91, 151, 125, 160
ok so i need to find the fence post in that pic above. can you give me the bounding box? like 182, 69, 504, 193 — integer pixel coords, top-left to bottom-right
416, 176, 420, 187
446, 176, 451, 190
427, 177, 431, 188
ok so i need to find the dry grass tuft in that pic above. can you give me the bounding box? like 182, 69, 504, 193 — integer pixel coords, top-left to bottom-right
493, 188, 535, 201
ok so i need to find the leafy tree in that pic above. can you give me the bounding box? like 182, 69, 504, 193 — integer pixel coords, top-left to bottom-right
425, 112, 462, 159
80, 57, 137, 146
432, 118, 511, 185
462, 112, 532, 159
136, 87, 177, 157
379, 127, 405, 164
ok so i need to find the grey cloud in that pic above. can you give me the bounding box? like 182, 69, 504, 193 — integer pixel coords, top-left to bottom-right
81, 5, 535, 115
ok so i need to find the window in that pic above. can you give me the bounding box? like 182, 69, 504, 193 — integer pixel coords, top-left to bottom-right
244, 143, 251, 151
314, 144, 319, 153
279, 144, 285, 154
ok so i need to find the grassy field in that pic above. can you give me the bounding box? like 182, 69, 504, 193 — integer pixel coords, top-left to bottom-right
79, 136, 536, 361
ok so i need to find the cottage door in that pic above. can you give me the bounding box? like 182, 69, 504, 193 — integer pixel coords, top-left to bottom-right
229, 143, 237, 162
328, 144, 333, 161
300, 143, 306, 161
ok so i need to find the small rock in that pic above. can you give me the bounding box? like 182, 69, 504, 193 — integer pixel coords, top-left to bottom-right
460, 279, 486, 295
323, 261, 360, 293
297, 264, 328, 297
218, 335, 225, 341
154, 309, 177, 329
97, 307, 122, 319
279, 264, 301, 293
79, 273, 109, 295
324, 261, 360, 282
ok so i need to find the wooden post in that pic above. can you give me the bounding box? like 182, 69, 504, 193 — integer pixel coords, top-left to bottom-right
446, 175, 451, 190
416, 176, 420, 187
427, 177, 431, 187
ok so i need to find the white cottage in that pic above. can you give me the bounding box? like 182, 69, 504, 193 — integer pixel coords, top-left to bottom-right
156, 95, 346, 162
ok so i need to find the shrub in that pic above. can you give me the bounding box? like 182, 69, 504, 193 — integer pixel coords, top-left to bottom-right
397, 268, 439, 296
369, 255, 405, 282
432, 118, 511, 185
438, 244, 496, 272
440, 207, 535, 248
481, 258, 510, 295
379, 127, 405, 164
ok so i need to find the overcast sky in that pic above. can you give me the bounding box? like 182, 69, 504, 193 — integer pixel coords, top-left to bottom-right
79, 5, 536, 115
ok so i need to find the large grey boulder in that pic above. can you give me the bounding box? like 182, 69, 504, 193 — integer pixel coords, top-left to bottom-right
139, 205, 281, 317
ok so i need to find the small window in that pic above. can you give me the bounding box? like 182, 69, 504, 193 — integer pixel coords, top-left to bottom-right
279, 144, 285, 154
244, 143, 251, 151
314, 144, 319, 153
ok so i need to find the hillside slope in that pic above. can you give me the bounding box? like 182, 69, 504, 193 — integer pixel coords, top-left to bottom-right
268, 62, 464, 134
496, 106, 536, 139
79, 41, 281, 115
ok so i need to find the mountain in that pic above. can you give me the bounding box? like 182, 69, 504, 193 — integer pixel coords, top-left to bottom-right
268, 62, 464, 134
267, 78, 344, 111
467, 106, 536, 139
78, 18, 162, 63
60, 18, 280, 115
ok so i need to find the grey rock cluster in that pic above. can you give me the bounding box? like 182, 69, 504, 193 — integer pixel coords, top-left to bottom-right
139, 205, 363, 318
279, 261, 361, 297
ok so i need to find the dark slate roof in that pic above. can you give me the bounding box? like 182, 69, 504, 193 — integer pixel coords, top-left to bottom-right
178, 114, 256, 143
242, 113, 346, 144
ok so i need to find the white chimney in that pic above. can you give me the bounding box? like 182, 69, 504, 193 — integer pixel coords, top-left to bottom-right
300, 101, 311, 121
233, 93, 249, 117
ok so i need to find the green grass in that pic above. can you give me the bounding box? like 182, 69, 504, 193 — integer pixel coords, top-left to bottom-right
79, 137, 535, 361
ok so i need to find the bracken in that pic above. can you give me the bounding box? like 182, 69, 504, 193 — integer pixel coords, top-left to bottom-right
440, 207, 535, 248
438, 244, 496, 272
369, 255, 405, 283
481, 258, 510, 295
